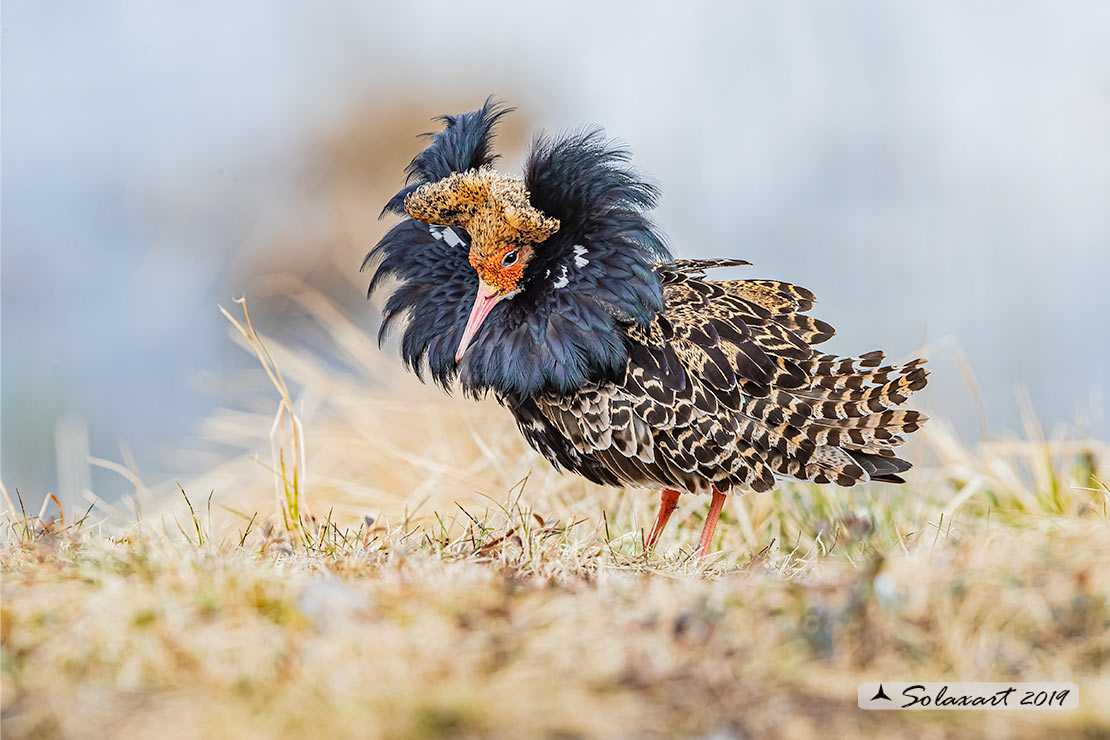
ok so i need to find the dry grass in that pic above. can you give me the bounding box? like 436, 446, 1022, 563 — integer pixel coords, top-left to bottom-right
3, 291, 1109, 739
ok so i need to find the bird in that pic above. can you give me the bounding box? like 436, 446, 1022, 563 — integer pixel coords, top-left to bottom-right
364, 99, 929, 558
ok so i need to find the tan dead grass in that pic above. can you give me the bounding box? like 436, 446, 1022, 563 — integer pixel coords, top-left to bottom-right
2, 291, 1108, 739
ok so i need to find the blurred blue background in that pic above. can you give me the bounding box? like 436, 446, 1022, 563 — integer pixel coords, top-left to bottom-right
3, 1, 1109, 504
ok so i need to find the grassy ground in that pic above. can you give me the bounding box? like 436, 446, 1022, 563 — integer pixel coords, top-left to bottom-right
3, 295, 1108, 739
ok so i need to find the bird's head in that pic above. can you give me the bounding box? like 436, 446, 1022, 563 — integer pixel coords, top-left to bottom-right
402, 169, 560, 361
367, 98, 670, 397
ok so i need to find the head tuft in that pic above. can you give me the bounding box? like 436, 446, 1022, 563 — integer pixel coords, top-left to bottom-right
403, 168, 560, 245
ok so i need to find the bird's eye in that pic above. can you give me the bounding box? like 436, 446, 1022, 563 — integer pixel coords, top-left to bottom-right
501, 250, 519, 267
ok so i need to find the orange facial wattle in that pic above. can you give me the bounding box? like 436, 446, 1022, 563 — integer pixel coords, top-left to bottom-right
470, 249, 525, 295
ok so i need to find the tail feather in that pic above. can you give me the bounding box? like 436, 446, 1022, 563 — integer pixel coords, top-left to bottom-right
812, 358, 928, 391
793, 367, 929, 405
848, 451, 913, 483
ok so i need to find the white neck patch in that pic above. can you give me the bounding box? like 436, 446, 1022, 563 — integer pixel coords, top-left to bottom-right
544, 245, 589, 290
548, 265, 569, 289
573, 245, 590, 267
429, 225, 465, 248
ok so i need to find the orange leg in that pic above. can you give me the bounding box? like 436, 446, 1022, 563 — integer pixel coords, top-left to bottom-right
644, 488, 682, 552
693, 487, 727, 558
